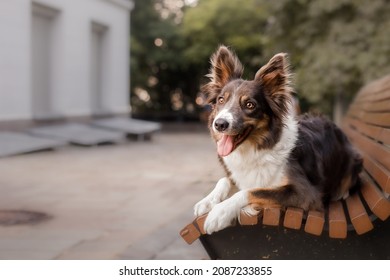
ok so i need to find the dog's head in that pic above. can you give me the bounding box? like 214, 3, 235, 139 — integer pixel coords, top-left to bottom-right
202, 46, 293, 157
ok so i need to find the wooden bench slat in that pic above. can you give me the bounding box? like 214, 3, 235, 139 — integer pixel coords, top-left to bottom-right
239, 206, 260, 226
262, 207, 281, 226
357, 81, 390, 97
355, 74, 390, 101
304, 210, 325, 236
347, 111, 390, 127
344, 117, 390, 146
343, 118, 382, 142
180, 223, 201, 245
283, 207, 304, 230
379, 128, 390, 146
347, 90, 390, 108
350, 97, 390, 113
344, 125, 390, 171
346, 109, 363, 121
357, 87, 390, 102
239, 211, 259, 226
360, 112, 390, 127
195, 213, 208, 234
360, 177, 390, 221
346, 193, 374, 235
328, 201, 347, 239
363, 153, 390, 194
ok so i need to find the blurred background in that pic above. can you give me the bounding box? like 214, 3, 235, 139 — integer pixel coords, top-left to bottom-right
131, 0, 390, 124
0, 0, 389, 260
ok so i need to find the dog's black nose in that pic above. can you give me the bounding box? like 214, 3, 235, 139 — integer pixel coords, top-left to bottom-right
214, 118, 229, 132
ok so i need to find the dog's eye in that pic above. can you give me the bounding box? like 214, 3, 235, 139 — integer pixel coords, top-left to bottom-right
218, 97, 225, 104
246, 101, 255, 109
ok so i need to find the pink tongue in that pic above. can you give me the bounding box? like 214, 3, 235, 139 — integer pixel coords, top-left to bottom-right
217, 135, 234, 157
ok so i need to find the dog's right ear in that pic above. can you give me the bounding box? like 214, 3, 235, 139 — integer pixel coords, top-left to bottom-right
201, 45, 243, 104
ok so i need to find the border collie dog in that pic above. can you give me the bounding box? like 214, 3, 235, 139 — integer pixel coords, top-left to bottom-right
194, 46, 362, 234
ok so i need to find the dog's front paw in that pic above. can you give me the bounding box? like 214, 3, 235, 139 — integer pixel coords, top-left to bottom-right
194, 196, 218, 217
194, 177, 231, 217
203, 202, 238, 234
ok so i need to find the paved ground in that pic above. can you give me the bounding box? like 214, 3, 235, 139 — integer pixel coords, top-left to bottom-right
0, 124, 223, 259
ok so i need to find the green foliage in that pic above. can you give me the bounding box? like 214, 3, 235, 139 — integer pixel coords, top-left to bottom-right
267, 0, 390, 115
130, 0, 390, 119
181, 0, 269, 76
131, 0, 193, 118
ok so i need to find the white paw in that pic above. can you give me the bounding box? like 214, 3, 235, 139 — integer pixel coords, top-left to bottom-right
194, 178, 231, 217
203, 201, 238, 234
194, 196, 219, 217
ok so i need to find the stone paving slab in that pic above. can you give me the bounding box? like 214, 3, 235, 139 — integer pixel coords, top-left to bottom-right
0, 132, 66, 158
28, 123, 125, 146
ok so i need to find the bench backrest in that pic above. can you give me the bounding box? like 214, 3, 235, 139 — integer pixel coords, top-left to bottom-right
341, 74, 390, 234
343, 74, 390, 195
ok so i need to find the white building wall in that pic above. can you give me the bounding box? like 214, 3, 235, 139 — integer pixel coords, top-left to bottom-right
0, 0, 133, 122
0, 1, 31, 120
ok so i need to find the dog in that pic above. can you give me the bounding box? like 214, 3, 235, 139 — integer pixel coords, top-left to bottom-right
194, 45, 363, 234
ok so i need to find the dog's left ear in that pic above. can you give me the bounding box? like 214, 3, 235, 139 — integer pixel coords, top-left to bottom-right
255, 53, 292, 114
202, 45, 243, 104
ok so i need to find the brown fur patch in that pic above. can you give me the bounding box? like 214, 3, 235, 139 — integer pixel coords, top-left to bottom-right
255, 53, 291, 96
202, 46, 244, 104
247, 194, 280, 208
335, 174, 352, 200
245, 115, 271, 148
255, 53, 293, 117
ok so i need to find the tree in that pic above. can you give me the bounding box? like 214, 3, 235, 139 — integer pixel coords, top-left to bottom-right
131, 0, 195, 119
181, 0, 270, 78
266, 0, 390, 121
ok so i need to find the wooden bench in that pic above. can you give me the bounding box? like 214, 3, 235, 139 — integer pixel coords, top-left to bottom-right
180, 74, 390, 259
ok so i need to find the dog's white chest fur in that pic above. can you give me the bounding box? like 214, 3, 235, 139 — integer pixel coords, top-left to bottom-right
222, 116, 298, 190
